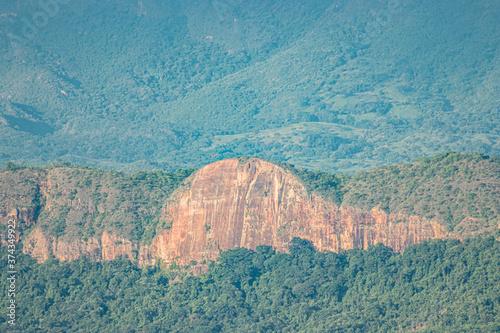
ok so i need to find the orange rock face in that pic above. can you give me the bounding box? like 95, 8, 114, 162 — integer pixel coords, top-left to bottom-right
24, 229, 136, 263
18, 158, 450, 265
140, 159, 447, 265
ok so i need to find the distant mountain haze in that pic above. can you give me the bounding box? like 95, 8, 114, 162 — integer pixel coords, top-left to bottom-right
0, 0, 498, 173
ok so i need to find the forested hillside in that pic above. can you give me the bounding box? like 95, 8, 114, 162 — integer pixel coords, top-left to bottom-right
286, 152, 500, 234
1, 237, 499, 332
1, 0, 499, 173
0, 161, 194, 245
2, 152, 499, 251
1, 1, 499, 330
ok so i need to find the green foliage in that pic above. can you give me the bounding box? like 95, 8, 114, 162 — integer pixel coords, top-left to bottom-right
277, 160, 348, 205
279, 152, 500, 234
1, 237, 499, 332
50, 206, 70, 237
341, 152, 500, 232
2, 165, 195, 244
3, 161, 24, 172
288, 237, 315, 256
49, 161, 72, 168
0, 1, 498, 173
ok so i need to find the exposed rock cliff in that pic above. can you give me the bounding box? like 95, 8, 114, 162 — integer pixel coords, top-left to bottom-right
4, 154, 498, 266
139, 159, 447, 265
24, 229, 134, 263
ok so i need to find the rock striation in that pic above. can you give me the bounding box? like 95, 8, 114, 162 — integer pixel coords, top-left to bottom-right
6, 158, 451, 265
139, 158, 446, 265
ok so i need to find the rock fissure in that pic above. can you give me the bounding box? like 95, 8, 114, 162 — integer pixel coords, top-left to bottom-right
7, 158, 451, 266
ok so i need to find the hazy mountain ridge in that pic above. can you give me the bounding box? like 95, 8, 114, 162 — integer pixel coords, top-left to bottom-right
0, 0, 499, 172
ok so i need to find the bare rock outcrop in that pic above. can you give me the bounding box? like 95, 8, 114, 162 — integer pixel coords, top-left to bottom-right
141, 159, 446, 265
24, 229, 136, 262
8, 158, 451, 265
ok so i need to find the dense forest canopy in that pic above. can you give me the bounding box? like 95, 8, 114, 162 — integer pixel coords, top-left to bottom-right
1, 236, 499, 332
0, 0, 499, 173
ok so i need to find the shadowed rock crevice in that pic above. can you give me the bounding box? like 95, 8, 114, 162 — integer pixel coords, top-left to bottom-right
7, 156, 496, 266
139, 158, 447, 265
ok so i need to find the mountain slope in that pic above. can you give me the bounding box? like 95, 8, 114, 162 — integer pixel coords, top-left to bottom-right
0, 0, 499, 172
2, 153, 499, 265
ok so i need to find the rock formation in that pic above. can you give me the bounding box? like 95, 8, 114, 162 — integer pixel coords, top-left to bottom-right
3, 158, 454, 265
139, 158, 446, 265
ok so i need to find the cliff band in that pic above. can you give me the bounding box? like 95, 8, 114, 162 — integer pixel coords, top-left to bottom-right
140, 159, 445, 265
1, 158, 455, 265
